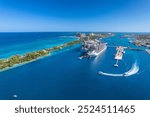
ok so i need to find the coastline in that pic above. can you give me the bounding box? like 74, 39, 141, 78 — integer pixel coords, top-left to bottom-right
0, 54, 51, 72
0, 39, 80, 72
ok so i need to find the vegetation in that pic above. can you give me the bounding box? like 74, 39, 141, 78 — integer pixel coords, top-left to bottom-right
0, 40, 80, 71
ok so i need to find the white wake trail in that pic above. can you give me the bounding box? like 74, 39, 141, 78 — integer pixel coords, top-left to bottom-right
98, 72, 124, 77
124, 62, 139, 77
98, 62, 139, 77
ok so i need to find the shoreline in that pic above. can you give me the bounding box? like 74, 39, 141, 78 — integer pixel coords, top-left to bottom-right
0, 40, 80, 72
0, 54, 51, 72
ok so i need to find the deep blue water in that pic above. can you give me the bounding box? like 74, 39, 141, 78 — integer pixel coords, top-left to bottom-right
0, 32, 150, 100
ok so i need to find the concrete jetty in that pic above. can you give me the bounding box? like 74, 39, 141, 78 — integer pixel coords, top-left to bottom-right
114, 46, 124, 67
114, 46, 124, 60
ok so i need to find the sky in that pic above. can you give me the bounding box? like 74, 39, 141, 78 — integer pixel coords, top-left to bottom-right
0, 0, 150, 32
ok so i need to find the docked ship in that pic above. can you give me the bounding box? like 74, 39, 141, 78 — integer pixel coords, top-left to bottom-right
86, 41, 107, 57
79, 33, 107, 57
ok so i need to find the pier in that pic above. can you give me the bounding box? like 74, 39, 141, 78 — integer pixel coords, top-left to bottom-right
114, 46, 124, 67
111, 45, 150, 67
114, 46, 124, 60
114, 60, 119, 67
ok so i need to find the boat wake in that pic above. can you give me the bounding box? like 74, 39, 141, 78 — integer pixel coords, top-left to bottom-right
98, 62, 139, 77
124, 62, 139, 76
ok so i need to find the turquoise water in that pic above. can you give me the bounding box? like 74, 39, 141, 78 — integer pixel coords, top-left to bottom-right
0, 32, 77, 58
0, 32, 150, 100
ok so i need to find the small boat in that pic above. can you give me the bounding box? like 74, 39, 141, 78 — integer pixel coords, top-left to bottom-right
13, 95, 18, 98
114, 64, 118, 67
78, 56, 83, 60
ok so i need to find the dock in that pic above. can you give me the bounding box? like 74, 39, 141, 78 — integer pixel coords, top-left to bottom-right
114, 46, 124, 67
114, 60, 119, 67
114, 46, 124, 60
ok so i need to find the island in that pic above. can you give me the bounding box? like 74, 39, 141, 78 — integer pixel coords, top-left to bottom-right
0, 39, 81, 71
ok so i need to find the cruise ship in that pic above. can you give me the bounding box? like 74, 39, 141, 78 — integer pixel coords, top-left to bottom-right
86, 41, 107, 57
79, 33, 107, 57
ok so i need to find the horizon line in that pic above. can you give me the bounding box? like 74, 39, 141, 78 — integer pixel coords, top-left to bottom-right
0, 31, 150, 33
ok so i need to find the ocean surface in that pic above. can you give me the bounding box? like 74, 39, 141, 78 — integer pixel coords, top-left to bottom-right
0, 32, 150, 100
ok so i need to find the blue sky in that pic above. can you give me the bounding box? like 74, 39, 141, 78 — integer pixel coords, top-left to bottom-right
0, 0, 150, 32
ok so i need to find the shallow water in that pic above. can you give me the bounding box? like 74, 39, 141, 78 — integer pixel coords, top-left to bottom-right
0, 32, 77, 58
